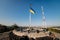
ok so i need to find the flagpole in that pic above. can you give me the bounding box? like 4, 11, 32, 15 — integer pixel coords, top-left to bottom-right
29, 4, 32, 28
29, 4, 35, 28
29, 12, 31, 27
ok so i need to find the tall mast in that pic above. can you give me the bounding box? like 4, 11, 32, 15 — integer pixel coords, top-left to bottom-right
41, 6, 46, 28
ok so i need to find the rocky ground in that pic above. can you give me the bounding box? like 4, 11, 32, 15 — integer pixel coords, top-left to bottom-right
0, 30, 60, 40
0, 32, 10, 40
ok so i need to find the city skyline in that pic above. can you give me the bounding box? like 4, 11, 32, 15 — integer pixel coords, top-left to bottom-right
0, 0, 60, 26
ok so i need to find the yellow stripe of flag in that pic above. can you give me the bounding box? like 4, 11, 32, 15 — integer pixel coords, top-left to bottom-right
29, 7, 35, 14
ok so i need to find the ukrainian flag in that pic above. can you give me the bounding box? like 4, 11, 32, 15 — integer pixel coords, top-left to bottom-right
29, 7, 35, 14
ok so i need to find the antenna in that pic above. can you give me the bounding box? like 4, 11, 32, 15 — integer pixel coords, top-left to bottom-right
41, 6, 46, 28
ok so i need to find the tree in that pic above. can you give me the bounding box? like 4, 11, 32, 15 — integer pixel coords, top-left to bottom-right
12, 24, 19, 29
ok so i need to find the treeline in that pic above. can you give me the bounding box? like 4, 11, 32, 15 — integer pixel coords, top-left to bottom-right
0, 24, 19, 33
48, 28, 60, 33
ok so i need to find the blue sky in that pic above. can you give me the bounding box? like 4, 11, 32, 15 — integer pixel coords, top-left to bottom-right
0, 0, 60, 26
